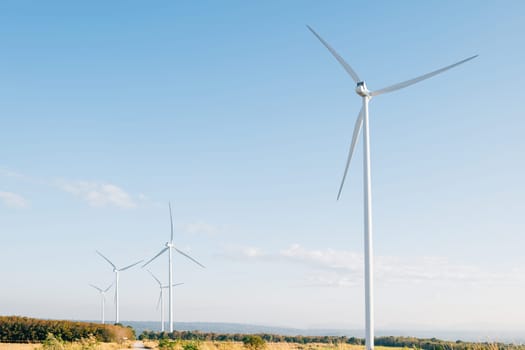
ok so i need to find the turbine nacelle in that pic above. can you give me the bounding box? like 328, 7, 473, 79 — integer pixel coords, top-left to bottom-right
307, 25, 477, 200
355, 81, 370, 97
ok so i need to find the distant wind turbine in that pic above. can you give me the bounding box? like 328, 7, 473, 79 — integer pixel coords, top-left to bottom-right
307, 25, 477, 350
147, 269, 184, 332
96, 250, 143, 324
89, 282, 113, 324
142, 202, 205, 332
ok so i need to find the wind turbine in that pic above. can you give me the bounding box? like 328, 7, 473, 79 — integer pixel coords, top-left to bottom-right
89, 282, 113, 324
142, 202, 205, 332
147, 269, 184, 332
96, 250, 143, 324
307, 25, 477, 350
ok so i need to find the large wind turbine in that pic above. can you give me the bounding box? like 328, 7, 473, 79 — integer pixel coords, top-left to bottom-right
96, 250, 143, 324
142, 202, 205, 332
147, 269, 184, 332
89, 282, 113, 324
307, 25, 477, 350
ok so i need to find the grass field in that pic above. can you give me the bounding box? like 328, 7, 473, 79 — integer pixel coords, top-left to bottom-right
0, 342, 402, 350
0, 342, 128, 349
141, 341, 402, 350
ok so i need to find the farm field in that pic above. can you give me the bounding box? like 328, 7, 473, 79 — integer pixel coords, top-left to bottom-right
0, 342, 403, 350
0, 342, 127, 350
141, 341, 403, 350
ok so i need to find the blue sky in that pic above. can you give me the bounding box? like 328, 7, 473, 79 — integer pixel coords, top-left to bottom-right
1, 0, 524, 334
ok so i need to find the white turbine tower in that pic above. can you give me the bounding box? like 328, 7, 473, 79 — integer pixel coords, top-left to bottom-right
96, 250, 143, 324
89, 283, 113, 324
142, 202, 205, 333
147, 269, 184, 332
307, 25, 477, 350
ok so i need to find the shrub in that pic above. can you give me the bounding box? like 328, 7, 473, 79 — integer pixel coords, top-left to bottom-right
77, 334, 100, 350
183, 341, 201, 350
0, 316, 134, 343
243, 335, 266, 350
42, 333, 65, 350
158, 338, 177, 349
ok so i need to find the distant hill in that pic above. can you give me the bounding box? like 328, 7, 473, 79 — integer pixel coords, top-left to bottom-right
120, 321, 525, 344
124, 321, 325, 337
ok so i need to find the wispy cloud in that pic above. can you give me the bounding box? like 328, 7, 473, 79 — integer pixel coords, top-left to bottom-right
1, 167, 157, 209
280, 244, 362, 271
183, 222, 219, 235
0, 167, 42, 184
0, 168, 26, 179
0, 191, 30, 209
58, 181, 137, 209
224, 244, 524, 287
220, 245, 268, 261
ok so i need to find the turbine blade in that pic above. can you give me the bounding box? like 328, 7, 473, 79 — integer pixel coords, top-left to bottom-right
162, 283, 184, 288
156, 291, 162, 310
175, 248, 206, 268
120, 259, 144, 271
103, 283, 113, 293
169, 202, 174, 243
142, 247, 169, 268
307, 25, 361, 83
147, 269, 162, 286
96, 250, 116, 269
371, 55, 478, 96
337, 107, 364, 200
89, 284, 103, 293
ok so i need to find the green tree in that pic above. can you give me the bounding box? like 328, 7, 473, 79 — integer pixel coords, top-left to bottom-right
243, 335, 266, 350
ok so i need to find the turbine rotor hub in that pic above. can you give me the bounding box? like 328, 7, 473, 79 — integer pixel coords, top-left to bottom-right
355, 81, 370, 97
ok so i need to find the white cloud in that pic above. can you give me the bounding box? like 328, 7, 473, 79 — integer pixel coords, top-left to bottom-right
58, 181, 137, 209
1, 168, 147, 209
281, 244, 362, 271
183, 222, 219, 235
242, 246, 264, 258
220, 245, 267, 260
226, 244, 525, 287
302, 271, 361, 287
0, 191, 29, 209
0, 168, 25, 178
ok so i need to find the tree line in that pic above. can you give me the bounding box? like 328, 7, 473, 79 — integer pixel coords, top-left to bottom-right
0, 316, 134, 343
140, 330, 524, 350
139, 330, 361, 345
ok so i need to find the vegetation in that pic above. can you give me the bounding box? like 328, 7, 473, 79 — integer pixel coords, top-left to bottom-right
183, 340, 202, 350
243, 336, 266, 350
139, 331, 525, 350
0, 316, 135, 343
139, 341, 387, 350
156, 339, 202, 350
139, 330, 362, 345
42, 333, 66, 350
158, 338, 178, 349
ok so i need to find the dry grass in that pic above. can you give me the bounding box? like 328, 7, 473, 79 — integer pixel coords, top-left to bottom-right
0, 342, 402, 350
0, 342, 132, 350
141, 341, 401, 350
0, 345, 41, 350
